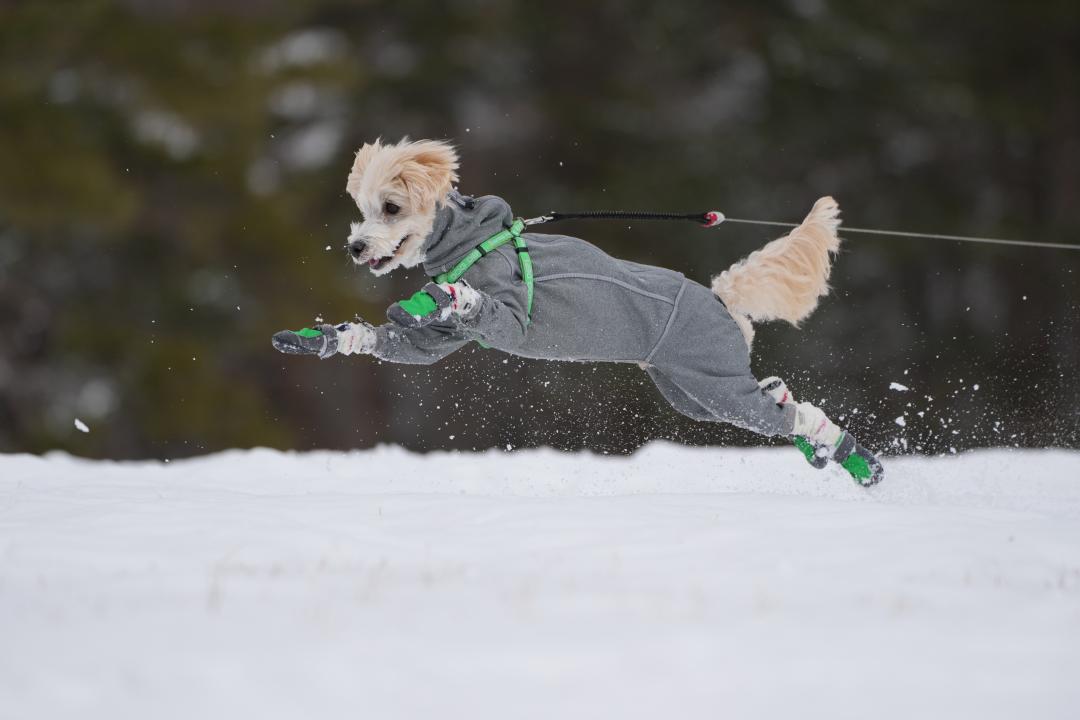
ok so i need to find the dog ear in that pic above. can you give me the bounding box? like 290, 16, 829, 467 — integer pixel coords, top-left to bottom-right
346, 139, 383, 200
397, 139, 460, 209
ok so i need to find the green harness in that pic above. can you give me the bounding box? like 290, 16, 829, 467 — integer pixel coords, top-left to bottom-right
396, 218, 534, 324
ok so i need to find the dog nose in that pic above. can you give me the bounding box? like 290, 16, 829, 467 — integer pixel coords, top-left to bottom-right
348, 241, 366, 259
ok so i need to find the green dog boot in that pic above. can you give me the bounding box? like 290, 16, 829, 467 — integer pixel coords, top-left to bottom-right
271, 324, 340, 358
792, 433, 885, 486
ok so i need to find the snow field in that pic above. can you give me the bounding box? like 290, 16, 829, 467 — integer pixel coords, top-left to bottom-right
2, 444, 1079, 719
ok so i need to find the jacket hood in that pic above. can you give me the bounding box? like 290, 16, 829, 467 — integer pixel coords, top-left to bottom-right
422, 190, 514, 277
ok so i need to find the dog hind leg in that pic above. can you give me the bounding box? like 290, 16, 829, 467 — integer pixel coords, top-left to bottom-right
646, 366, 722, 423
647, 281, 797, 436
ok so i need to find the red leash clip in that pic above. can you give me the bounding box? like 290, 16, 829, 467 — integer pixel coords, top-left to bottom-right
702, 211, 725, 228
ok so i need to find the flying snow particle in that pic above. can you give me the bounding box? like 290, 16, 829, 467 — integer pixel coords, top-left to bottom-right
894, 416, 907, 427
325, 245, 332, 251
74, 418, 90, 433
889, 382, 909, 392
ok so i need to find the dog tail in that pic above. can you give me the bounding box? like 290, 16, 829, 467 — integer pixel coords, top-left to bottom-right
711, 196, 841, 350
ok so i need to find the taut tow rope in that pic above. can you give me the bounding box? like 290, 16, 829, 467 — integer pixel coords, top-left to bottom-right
523, 210, 1080, 252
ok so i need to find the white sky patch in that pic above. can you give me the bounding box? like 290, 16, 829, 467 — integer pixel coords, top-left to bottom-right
74, 418, 90, 433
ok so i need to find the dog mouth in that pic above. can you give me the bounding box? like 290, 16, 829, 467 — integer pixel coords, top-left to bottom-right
364, 234, 411, 270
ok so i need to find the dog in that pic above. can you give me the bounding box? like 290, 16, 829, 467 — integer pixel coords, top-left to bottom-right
273, 137, 883, 484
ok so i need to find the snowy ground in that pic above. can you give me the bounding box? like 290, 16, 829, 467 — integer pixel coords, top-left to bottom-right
2, 444, 1079, 719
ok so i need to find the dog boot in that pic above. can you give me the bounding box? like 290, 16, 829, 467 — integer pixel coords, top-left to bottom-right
760, 377, 827, 469
273, 321, 376, 357
788, 395, 886, 486
762, 376, 827, 468
793, 433, 885, 486
272, 324, 340, 358
387, 281, 482, 329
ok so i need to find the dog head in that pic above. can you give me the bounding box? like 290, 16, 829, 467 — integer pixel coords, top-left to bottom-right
344, 138, 459, 275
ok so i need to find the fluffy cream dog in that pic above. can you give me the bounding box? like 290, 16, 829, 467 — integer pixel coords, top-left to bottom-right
274, 137, 882, 484
343, 138, 838, 350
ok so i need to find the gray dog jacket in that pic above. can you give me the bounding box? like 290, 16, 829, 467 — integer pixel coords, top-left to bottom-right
370, 192, 797, 437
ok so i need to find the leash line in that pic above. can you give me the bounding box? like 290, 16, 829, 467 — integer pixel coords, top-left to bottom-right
525, 210, 1080, 252
722, 218, 1080, 252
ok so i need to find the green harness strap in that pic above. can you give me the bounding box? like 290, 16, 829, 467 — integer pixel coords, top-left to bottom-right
432, 218, 534, 322
392, 218, 533, 348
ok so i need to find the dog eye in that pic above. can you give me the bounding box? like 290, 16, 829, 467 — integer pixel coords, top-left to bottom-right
384, 201, 400, 216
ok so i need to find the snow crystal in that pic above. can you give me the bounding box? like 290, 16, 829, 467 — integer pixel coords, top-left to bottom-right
74, 418, 89, 433
889, 382, 909, 392
895, 415, 907, 427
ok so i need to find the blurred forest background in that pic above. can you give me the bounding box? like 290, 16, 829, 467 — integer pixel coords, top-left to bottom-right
1, 0, 1078, 459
